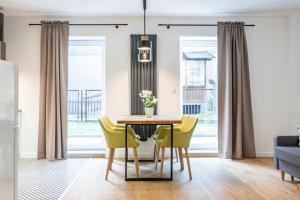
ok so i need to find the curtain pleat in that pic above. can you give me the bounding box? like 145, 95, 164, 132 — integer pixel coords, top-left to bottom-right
130, 34, 157, 141
38, 21, 69, 161
217, 22, 256, 159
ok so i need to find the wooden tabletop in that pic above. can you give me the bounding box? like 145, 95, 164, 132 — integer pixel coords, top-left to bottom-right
117, 115, 182, 125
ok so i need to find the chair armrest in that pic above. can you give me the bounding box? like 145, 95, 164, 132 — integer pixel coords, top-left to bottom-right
273, 135, 299, 169
107, 130, 139, 147
274, 135, 299, 147
127, 127, 141, 140
153, 127, 181, 140
112, 127, 141, 140
115, 124, 125, 128
160, 131, 190, 147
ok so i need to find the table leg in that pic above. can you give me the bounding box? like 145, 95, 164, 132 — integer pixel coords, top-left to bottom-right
125, 124, 128, 181
170, 124, 173, 180
124, 123, 174, 181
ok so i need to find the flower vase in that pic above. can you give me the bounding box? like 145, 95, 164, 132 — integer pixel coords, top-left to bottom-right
144, 107, 154, 117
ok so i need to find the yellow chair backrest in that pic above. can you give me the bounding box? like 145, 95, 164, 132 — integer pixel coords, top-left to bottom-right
98, 118, 112, 146
185, 116, 198, 141
101, 116, 116, 130
99, 117, 111, 132
98, 117, 139, 148
181, 115, 190, 127
176, 116, 198, 147
184, 116, 197, 131
157, 115, 198, 148
179, 115, 189, 126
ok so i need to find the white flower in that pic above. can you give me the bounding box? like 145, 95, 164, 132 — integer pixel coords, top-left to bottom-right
139, 90, 158, 107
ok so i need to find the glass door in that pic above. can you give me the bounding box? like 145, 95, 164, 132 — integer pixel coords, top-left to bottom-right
180, 37, 218, 152
68, 36, 106, 152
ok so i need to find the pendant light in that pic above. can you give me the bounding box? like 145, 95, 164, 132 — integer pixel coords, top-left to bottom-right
138, 0, 152, 62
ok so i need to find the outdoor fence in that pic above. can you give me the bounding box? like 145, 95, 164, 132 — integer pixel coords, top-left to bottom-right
68, 89, 102, 122
68, 87, 216, 121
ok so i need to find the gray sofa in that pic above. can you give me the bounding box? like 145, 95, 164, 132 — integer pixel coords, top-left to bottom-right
274, 136, 300, 182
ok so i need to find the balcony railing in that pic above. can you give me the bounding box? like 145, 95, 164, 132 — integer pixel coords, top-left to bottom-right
182, 86, 216, 115
68, 89, 102, 122
68, 87, 216, 121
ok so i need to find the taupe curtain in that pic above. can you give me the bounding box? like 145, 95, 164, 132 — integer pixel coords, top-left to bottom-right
38, 21, 69, 161
130, 34, 157, 141
217, 22, 256, 159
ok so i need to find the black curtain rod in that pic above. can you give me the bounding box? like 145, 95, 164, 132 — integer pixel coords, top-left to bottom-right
158, 23, 255, 28
29, 23, 128, 28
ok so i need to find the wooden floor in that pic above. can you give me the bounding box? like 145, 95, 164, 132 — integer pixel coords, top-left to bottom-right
62, 158, 300, 200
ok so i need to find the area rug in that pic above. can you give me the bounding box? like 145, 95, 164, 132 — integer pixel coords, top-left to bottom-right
18, 158, 88, 200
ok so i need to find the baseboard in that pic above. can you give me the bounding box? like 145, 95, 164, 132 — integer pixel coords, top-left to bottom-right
19, 152, 37, 159
80, 151, 272, 159
68, 151, 105, 158
256, 152, 273, 158
41, 150, 272, 159
112, 150, 218, 159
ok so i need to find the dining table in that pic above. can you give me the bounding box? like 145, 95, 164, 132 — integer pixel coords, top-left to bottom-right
117, 115, 182, 181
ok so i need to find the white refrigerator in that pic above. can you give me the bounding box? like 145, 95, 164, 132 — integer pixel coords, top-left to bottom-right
0, 60, 18, 200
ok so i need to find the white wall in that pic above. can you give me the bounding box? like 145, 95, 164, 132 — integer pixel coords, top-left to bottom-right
288, 11, 300, 133
4, 15, 291, 158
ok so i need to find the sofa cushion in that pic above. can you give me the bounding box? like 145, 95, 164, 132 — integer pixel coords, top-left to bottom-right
275, 146, 300, 167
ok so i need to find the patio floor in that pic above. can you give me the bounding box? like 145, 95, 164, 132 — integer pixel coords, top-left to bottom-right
67, 120, 217, 152
68, 136, 217, 152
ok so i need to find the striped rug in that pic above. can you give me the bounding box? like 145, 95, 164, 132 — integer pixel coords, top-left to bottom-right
18, 158, 87, 200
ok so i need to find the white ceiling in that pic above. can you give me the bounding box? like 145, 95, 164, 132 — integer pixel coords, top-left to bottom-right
1, 0, 300, 16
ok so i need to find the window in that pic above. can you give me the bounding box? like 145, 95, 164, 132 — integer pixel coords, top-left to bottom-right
68, 36, 105, 152
180, 37, 218, 152
184, 61, 205, 86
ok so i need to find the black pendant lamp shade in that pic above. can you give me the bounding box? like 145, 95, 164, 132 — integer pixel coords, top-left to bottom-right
138, 39, 151, 50
138, 0, 152, 63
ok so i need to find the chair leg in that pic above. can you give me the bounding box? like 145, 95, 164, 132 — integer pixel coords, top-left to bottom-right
160, 147, 165, 177
155, 144, 161, 170
133, 147, 139, 177
185, 148, 192, 180
291, 176, 294, 182
105, 148, 113, 180
178, 148, 184, 170
153, 144, 157, 162
175, 148, 179, 162
110, 148, 115, 170
281, 171, 285, 181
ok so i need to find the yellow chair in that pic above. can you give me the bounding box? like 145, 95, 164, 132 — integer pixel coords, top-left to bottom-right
99, 117, 140, 180
153, 115, 190, 139
154, 115, 198, 180
101, 116, 125, 129
153, 115, 189, 164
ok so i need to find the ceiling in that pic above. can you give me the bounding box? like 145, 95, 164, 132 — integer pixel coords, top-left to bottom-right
1, 0, 300, 16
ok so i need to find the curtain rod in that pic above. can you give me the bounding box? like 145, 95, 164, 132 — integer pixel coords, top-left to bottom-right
158, 23, 255, 29
28, 23, 128, 28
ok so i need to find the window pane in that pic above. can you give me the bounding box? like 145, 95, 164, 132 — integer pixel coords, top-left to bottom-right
186, 61, 205, 85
